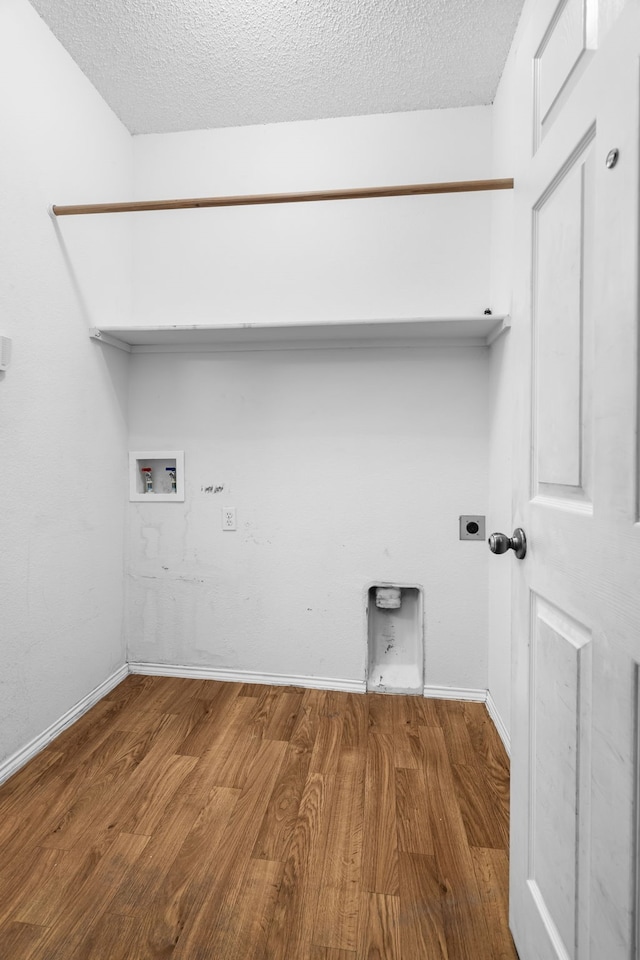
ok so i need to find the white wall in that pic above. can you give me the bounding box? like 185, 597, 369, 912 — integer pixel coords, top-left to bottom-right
132, 107, 493, 325
0, 0, 132, 768
126, 346, 490, 691
125, 108, 495, 690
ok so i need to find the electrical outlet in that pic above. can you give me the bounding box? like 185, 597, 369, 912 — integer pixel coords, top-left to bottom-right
222, 506, 237, 531
459, 515, 485, 540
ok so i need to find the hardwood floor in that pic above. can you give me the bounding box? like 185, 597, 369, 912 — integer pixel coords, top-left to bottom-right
0, 676, 518, 959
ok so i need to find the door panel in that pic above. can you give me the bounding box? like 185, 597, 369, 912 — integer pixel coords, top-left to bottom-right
536, 0, 590, 128
529, 595, 592, 960
510, 3, 640, 959
533, 134, 594, 500
534, 0, 596, 149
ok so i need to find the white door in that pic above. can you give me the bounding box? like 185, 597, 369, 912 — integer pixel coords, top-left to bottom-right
508, 2, 640, 958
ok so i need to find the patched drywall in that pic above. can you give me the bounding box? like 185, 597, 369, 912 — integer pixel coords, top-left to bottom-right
126, 347, 490, 690
132, 107, 494, 325
27, 0, 524, 133
0, 0, 132, 767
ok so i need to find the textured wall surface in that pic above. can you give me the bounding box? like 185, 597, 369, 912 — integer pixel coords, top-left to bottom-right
126, 347, 490, 690
0, 0, 132, 767
132, 107, 493, 325
28, 0, 524, 133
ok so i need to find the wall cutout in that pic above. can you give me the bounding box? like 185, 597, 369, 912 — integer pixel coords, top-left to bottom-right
367, 584, 423, 694
129, 450, 185, 502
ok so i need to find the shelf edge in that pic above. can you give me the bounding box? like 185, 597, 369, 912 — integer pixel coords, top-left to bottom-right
89, 315, 510, 352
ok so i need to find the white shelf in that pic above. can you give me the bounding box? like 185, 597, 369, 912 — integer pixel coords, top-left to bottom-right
89, 315, 510, 353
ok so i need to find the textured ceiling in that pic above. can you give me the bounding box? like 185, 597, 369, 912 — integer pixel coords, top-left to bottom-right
28, 0, 525, 135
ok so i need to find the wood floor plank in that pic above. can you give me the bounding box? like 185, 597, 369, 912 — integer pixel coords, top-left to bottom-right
265, 772, 335, 960
0, 680, 515, 960
145, 702, 218, 755
118, 752, 199, 836
170, 738, 288, 959
367, 693, 394, 732
462, 702, 511, 827
320, 690, 350, 718
69, 724, 154, 785
0, 748, 64, 811
357, 892, 401, 960
0, 774, 88, 868
436, 699, 476, 765
0, 846, 61, 926
248, 686, 283, 737
15, 837, 116, 927
397, 852, 449, 959
37, 727, 163, 850
22, 715, 189, 857
308, 714, 344, 776
204, 696, 263, 789
290, 688, 325, 753
170, 696, 219, 755
391, 696, 422, 770
161, 678, 211, 713
108, 792, 204, 918
201, 693, 256, 757
203, 856, 284, 960
26, 832, 150, 960
313, 749, 365, 951
418, 726, 493, 960
362, 732, 399, 896
451, 760, 509, 850
163, 695, 215, 746
113, 677, 193, 730
0, 921, 48, 957
133, 785, 240, 952
252, 739, 313, 862
102, 674, 157, 707
102, 676, 176, 730
51, 728, 197, 850
175, 681, 241, 757
69, 912, 145, 960
471, 847, 519, 960
395, 767, 434, 855
263, 690, 303, 741
407, 693, 441, 727
340, 692, 369, 750
238, 682, 269, 697
310, 947, 356, 959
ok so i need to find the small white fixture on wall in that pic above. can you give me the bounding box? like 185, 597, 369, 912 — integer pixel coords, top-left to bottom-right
129, 450, 185, 502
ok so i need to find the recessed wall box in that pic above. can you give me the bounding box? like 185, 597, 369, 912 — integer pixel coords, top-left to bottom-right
459, 515, 486, 540
129, 450, 185, 502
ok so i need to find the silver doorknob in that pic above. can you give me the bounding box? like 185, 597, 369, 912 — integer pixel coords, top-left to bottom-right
488, 528, 527, 559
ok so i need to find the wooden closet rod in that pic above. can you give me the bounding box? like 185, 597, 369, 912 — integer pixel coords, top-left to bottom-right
51, 177, 514, 217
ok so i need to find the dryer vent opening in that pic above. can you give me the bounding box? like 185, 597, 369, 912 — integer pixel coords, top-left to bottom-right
367, 585, 423, 695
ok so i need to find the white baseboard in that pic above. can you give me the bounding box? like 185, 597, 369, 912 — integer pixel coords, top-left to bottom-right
423, 684, 487, 702
0, 663, 129, 787
128, 661, 367, 694
485, 690, 511, 756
